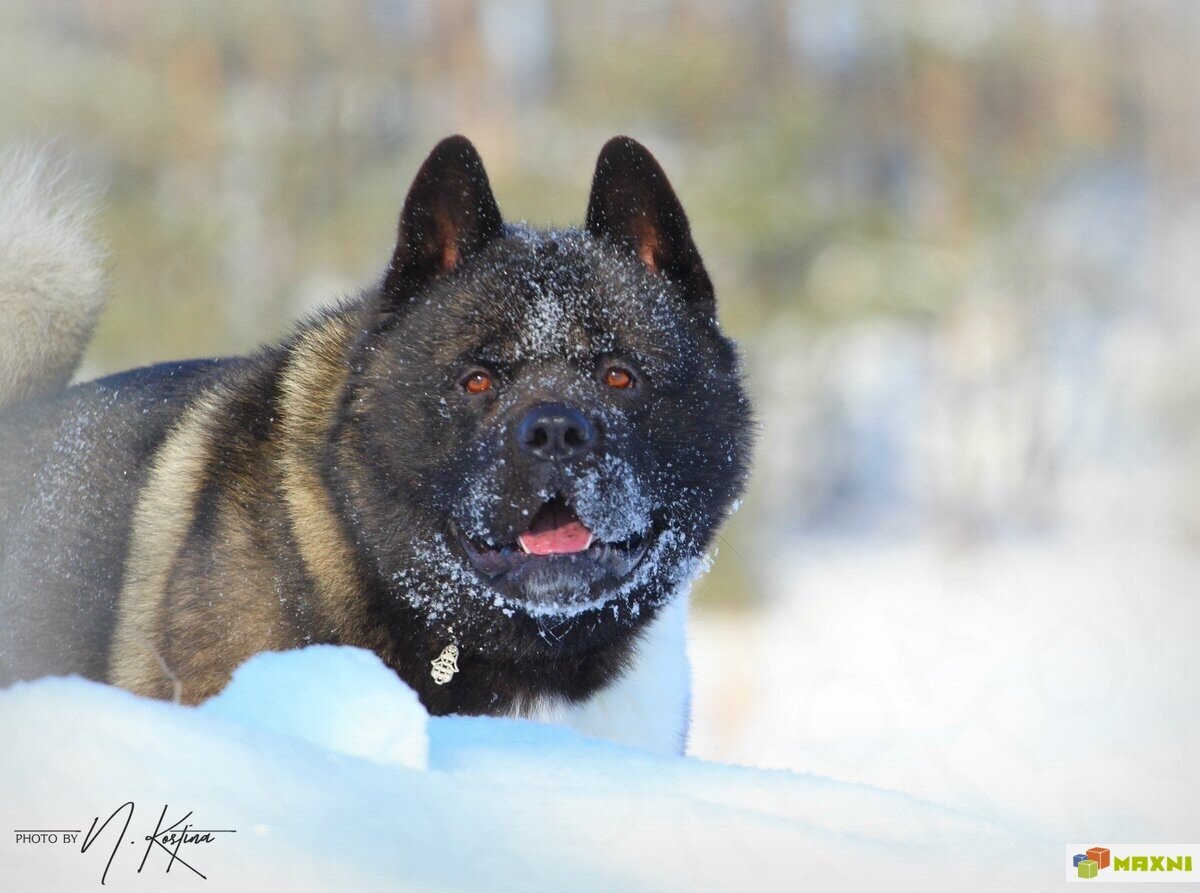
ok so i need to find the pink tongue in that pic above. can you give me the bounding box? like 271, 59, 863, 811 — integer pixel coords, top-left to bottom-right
518, 503, 594, 556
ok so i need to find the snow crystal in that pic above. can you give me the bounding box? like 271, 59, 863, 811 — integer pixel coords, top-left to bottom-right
567, 452, 652, 543
518, 270, 570, 359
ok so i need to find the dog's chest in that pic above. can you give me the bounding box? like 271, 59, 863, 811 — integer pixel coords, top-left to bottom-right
515, 593, 692, 756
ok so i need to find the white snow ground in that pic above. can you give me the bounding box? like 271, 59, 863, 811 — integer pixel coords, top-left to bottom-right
1, 645, 1042, 893
689, 469, 1200, 878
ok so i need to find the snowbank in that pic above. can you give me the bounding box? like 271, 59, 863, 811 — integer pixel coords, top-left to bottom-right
202, 645, 428, 770
2, 646, 1039, 893
691, 526, 1200, 848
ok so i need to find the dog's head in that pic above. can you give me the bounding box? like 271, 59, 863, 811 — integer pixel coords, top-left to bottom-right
336, 136, 751, 659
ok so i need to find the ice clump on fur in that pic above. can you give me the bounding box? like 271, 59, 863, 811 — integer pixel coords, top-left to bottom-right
0, 145, 107, 409
455, 442, 652, 548
201, 645, 428, 770
502, 225, 686, 367
566, 453, 652, 542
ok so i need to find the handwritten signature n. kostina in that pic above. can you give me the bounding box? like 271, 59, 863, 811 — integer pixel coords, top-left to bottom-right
81, 802, 235, 884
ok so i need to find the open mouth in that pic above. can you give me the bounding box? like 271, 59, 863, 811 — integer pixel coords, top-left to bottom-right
456, 495, 650, 580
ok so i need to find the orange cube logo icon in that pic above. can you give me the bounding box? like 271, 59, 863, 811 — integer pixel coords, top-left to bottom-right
1087, 847, 1111, 870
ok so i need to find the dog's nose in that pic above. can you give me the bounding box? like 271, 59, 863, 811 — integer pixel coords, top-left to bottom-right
517, 404, 597, 462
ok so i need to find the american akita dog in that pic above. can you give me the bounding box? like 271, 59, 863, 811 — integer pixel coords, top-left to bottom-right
0, 136, 751, 754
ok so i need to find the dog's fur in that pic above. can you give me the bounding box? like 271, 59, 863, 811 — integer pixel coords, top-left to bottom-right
0, 137, 751, 754
0, 148, 107, 408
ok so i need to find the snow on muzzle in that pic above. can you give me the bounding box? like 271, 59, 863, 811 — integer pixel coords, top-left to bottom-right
457, 495, 651, 580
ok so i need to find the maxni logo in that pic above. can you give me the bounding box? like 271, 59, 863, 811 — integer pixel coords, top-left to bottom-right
1074, 846, 1193, 879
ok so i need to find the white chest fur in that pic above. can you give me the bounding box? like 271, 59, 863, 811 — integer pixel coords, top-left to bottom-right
516, 592, 692, 756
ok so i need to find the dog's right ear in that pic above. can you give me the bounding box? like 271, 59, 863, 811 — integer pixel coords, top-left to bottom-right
381, 136, 503, 307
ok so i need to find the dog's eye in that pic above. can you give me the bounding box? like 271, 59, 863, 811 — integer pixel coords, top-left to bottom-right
462, 371, 493, 395
604, 366, 636, 390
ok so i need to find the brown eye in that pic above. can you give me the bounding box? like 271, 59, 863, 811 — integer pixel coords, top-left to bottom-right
463, 371, 492, 395
604, 366, 635, 390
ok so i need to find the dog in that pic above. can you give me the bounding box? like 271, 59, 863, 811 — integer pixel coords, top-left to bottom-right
0, 136, 752, 754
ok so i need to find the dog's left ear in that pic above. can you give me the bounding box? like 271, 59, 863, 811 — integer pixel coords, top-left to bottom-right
382, 135, 503, 307
585, 136, 714, 313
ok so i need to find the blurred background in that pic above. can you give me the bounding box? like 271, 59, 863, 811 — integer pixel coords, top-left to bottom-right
3, 0, 1197, 840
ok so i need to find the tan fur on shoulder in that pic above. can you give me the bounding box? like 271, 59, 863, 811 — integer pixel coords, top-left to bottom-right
110, 313, 370, 700
109, 391, 226, 698
276, 315, 369, 639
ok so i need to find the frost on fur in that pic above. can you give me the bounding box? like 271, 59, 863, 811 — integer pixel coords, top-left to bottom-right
0, 146, 107, 409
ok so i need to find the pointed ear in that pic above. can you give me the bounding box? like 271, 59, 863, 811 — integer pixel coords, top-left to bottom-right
381, 135, 503, 306
585, 136, 714, 311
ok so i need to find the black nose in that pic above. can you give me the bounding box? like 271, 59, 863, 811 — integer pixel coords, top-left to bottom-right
517, 404, 597, 461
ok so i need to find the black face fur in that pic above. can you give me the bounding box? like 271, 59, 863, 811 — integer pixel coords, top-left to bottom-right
329, 137, 751, 686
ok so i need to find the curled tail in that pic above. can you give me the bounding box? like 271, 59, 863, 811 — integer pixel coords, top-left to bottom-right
0, 147, 107, 410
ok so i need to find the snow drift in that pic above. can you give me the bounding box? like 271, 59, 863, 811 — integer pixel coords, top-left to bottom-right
2, 645, 1041, 893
